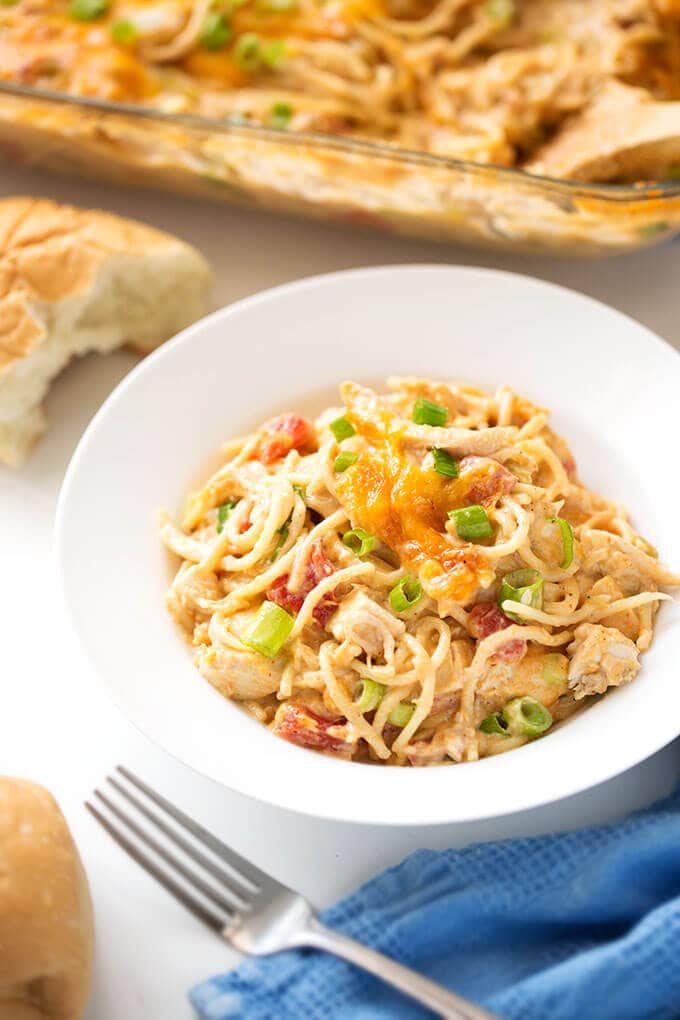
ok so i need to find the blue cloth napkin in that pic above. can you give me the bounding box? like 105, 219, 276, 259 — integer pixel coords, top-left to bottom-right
191, 782, 680, 1020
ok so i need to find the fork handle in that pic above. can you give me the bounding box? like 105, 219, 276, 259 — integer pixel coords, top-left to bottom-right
293, 918, 498, 1020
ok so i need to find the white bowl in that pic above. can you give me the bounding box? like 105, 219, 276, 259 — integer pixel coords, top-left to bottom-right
56, 266, 680, 825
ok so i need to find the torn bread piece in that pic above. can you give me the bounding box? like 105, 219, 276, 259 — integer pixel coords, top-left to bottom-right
0, 197, 212, 467
0, 777, 95, 1020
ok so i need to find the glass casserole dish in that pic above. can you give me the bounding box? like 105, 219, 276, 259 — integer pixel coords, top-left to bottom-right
2, 81, 679, 255
4, 0, 680, 255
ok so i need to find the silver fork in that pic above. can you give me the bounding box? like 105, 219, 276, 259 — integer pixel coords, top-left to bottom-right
86, 768, 496, 1020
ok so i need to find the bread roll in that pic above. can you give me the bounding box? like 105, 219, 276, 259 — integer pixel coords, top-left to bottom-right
0, 196, 213, 467
0, 778, 94, 1020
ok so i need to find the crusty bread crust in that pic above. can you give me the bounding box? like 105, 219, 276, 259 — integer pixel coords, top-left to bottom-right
0, 197, 212, 465
0, 778, 95, 1020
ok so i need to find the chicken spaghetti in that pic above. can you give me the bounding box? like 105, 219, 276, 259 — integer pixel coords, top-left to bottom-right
161, 378, 679, 765
4, 0, 680, 175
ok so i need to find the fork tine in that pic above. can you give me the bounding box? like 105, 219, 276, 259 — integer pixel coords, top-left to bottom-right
107, 776, 251, 912
117, 766, 266, 892
85, 800, 227, 934
93, 788, 239, 921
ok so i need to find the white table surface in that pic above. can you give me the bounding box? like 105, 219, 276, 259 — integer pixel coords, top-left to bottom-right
2, 163, 679, 1020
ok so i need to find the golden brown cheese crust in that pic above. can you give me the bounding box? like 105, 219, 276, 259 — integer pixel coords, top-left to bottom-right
0, 778, 94, 1020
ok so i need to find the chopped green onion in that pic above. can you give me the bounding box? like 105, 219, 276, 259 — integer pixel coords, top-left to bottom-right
270, 514, 292, 561
342, 527, 375, 557
334, 451, 358, 473
479, 712, 509, 736
201, 11, 232, 49
432, 448, 459, 478
329, 415, 356, 441
256, 0, 298, 10
546, 516, 574, 569
69, 0, 109, 20
485, 0, 515, 25
216, 499, 238, 533
262, 38, 286, 68
0, 0, 20, 5
388, 702, 415, 727
502, 696, 552, 737
412, 397, 448, 427
389, 575, 423, 612
498, 568, 544, 623
448, 505, 492, 541
241, 601, 294, 658
355, 678, 386, 713
540, 653, 569, 685
233, 32, 263, 70
233, 33, 287, 70
271, 101, 293, 128
638, 221, 669, 239
110, 18, 137, 44
637, 536, 658, 558
292, 484, 306, 502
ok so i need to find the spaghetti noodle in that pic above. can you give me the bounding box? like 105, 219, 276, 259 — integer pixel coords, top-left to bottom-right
161, 378, 679, 766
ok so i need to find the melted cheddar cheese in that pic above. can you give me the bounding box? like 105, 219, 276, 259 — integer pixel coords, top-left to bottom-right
0, 0, 384, 102
335, 383, 494, 607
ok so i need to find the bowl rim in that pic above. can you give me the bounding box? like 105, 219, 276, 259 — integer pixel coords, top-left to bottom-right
55, 264, 680, 825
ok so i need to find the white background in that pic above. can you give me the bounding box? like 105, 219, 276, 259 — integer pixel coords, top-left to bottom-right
2, 164, 679, 1019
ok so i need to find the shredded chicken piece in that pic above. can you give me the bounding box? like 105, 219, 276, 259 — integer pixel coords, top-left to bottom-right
580, 529, 680, 590
527, 81, 680, 182
330, 589, 405, 659
167, 564, 222, 631
405, 718, 469, 765
196, 641, 283, 700
567, 623, 640, 700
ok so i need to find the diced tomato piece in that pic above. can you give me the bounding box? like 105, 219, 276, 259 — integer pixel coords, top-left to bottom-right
307, 542, 334, 586
460, 456, 516, 506
468, 602, 513, 638
562, 456, 577, 477
267, 541, 337, 627
257, 414, 314, 465
238, 517, 252, 534
273, 703, 350, 754
267, 574, 302, 614
312, 597, 339, 628
494, 638, 527, 664
468, 602, 526, 664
